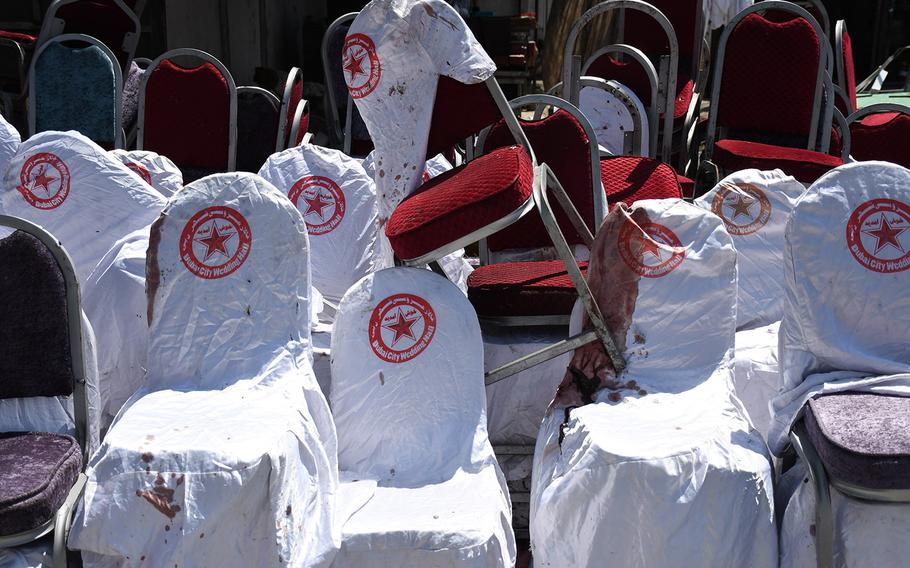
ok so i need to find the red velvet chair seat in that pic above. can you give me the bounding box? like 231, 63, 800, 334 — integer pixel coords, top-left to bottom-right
713, 139, 843, 183
600, 156, 682, 209
386, 145, 534, 261
467, 260, 587, 318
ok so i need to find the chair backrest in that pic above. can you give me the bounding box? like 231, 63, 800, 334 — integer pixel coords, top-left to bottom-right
110, 148, 184, 197
38, 0, 140, 73
0, 33, 32, 94
619, 0, 702, 67
426, 76, 503, 159
575, 76, 650, 156
835, 20, 857, 114
1, 130, 165, 281
708, 3, 827, 153
258, 143, 379, 304
0, 215, 88, 455
145, 172, 313, 390
481, 95, 602, 252
780, 161, 910, 394
322, 13, 356, 144
276, 66, 302, 151
848, 104, 910, 169
331, 267, 489, 485
236, 86, 280, 173
288, 99, 310, 148
600, 155, 681, 210
138, 48, 237, 173
29, 34, 123, 148
694, 168, 805, 331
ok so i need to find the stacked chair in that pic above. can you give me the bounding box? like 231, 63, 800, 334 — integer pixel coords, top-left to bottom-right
235, 85, 280, 172
36, 0, 140, 73
276, 66, 303, 151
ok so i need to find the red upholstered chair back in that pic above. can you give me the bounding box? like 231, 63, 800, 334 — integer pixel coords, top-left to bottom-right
483, 109, 595, 251
715, 11, 822, 139
426, 76, 502, 160
293, 100, 310, 146
279, 67, 302, 149
585, 54, 652, 102
850, 111, 910, 169
141, 57, 233, 170
840, 26, 857, 113
53, 0, 138, 71
622, 0, 698, 63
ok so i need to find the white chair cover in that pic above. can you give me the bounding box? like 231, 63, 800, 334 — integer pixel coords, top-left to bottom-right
578, 80, 649, 156
111, 149, 184, 197
0, 111, 20, 177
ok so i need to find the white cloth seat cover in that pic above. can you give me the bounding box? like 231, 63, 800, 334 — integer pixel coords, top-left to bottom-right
578, 80, 649, 156
70, 173, 339, 568
771, 161, 910, 567
330, 267, 514, 566
111, 149, 184, 197
258, 143, 382, 305
530, 199, 776, 567
0, 111, 20, 177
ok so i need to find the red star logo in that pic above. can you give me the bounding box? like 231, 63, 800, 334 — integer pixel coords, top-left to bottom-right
30, 166, 56, 195
863, 215, 907, 254
636, 234, 663, 262
304, 193, 333, 220
195, 222, 235, 262
383, 308, 419, 346
727, 195, 754, 220
344, 50, 367, 81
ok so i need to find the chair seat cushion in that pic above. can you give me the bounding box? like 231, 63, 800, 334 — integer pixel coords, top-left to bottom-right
804, 392, 910, 490
386, 145, 534, 261
713, 139, 843, 183
0, 432, 82, 536
600, 156, 682, 210
676, 174, 695, 198
467, 260, 586, 318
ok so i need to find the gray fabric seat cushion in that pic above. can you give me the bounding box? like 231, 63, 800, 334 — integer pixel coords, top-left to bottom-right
805, 392, 910, 490
0, 432, 82, 536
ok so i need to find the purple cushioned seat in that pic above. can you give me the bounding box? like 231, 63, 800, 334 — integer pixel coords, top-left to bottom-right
804, 392, 910, 490
0, 432, 82, 536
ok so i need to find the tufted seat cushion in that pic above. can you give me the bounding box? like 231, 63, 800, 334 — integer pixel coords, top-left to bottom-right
386, 145, 534, 261
713, 139, 843, 183
0, 433, 82, 536
804, 392, 910, 491
467, 260, 587, 318
600, 156, 682, 210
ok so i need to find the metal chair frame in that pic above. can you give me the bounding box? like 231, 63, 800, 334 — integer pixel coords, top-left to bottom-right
275, 66, 300, 152
37, 0, 140, 75
856, 45, 910, 94
0, 215, 90, 568
834, 19, 854, 114
28, 33, 124, 148
137, 48, 238, 172
563, 0, 678, 164
321, 12, 358, 150
287, 98, 313, 147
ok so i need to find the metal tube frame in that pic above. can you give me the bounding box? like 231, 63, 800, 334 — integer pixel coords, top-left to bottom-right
137, 48, 239, 172
275, 66, 301, 151
28, 33, 124, 148
834, 20, 854, 114
857, 45, 910, 94
321, 12, 357, 147
288, 99, 310, 148
0, 215, 90, 567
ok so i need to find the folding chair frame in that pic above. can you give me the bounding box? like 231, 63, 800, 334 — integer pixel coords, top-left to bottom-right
137, 48, 238, 172
856, 45, 910, 94
28, 33, 124, 148
834, 20, 855, 114
37, 0, 141, 75
705, 2, 833, 164
288, 99, 313, 147
0, 215, 90, 568
564, 0, 679, 163
275, 66, 301, 152
321, 12, 358, 149
790, 419, 910, 568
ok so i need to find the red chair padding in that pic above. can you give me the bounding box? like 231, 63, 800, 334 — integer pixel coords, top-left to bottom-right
426, 76, 502, 159
587, 55, 693, 121
0, 31, 36, 45
850, 112, 910, 169
623, 0, 699, 62
55, 0, 136, 69
484, 109, 595, 251
841, 27, 857, 113
600, 156, 682, 209
467, 260, 587, 318
676, 173, 695, 198
143, 59, 231, 170
716, 12, 820, 138
284, 76, 302, 147
387, 145, 534, 260
713, 139, 843, 183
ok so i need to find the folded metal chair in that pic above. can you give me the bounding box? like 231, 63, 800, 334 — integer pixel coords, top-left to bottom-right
276, 66, 302, 151
0, 216, 91, 567
704, 2, 848, 184
110, 148, 184, 197
236, 85, 280, 173
70, 172, 338, 567
770, 161, 910, 568
331, 267, 515, 566
28, 34, 123, 149
137, 48, 237, 182
37, 0, 140, 73
322, 12, 372, 157
530, 198, 777, 567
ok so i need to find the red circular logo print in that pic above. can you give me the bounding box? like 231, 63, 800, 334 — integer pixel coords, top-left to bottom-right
368, 294, 437, 363
343, 33, 381, 99
711, 182, 772, 236
288, 176, 346, 236
126, 161, 152, 185
179, 206, 252, 279
618, 220, 685, 278
846, 198, 910, 273
17, 153, 70, 210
